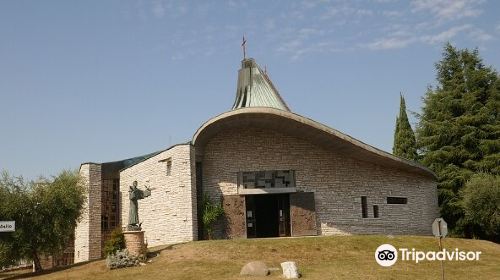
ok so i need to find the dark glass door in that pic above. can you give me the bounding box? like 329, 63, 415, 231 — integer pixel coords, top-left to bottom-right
245, 194, 290, 238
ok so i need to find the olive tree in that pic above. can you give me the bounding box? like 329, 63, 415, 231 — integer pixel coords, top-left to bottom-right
0, 170, 85, 271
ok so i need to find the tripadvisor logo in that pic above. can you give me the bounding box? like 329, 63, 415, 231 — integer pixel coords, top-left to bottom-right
375, 244, 398, 267
375, 244, 482, 267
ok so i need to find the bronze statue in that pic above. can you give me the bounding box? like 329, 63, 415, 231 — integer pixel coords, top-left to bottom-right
127, 181, 151, 231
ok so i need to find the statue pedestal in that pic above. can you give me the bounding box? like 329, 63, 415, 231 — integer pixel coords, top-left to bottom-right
123, 230, 146, 257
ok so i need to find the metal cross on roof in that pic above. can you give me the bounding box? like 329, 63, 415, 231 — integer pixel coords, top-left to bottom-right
242, 35, 247, 59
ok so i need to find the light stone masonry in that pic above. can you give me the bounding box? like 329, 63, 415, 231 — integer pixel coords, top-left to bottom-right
202, 127, 439, 236
120, 144, 197, 247
74, 163, 102, 263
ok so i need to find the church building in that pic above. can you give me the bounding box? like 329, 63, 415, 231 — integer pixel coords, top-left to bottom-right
74, 57, 439, 263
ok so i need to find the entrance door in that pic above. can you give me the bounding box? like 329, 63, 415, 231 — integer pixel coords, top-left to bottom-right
277, 195, 291, 237
245, 194, 290, 238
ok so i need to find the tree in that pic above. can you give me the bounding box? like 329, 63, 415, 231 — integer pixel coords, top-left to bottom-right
460, 173, 499, 242
393, 94, 418, 161
0, 170, 85, 271
0, 173, 26, 268
416, 43, 500, 236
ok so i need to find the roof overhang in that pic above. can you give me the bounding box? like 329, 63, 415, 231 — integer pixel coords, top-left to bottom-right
193, 107, 436, 180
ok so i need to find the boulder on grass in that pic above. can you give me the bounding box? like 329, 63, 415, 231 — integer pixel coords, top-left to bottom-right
240, 261, 270, 276
281, 261, 300, 279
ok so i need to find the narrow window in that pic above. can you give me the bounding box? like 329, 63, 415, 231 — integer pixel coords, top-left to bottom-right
387, 197, 407, 204
373, 205, 379, 218
361, 196, 368, 218
166, 159, 172, 176
101, 215, 108, 230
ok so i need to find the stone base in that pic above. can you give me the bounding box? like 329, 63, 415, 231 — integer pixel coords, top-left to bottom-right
127, 224, 142, 231
123, 231, 146, 257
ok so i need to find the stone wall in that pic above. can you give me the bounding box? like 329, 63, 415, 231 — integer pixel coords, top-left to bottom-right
120, 144, 197, 247
201, 127, 439, 236
74, 163, 102, 263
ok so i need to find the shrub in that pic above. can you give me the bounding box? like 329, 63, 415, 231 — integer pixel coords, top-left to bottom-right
105, 249, 139, 269
201, 194, 224, 240
104, 228, 125, 257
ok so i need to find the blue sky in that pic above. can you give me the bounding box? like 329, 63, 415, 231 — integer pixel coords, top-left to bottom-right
1, 0, 499, 179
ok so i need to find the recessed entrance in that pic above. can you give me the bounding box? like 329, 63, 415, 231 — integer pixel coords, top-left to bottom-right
245, 194, 290, 238
221, 192, 317, 239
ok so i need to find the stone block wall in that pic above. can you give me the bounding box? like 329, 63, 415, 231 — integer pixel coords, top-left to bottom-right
201, 127, 439, 236
120, 144, 197, 247
74, 163, 102, 263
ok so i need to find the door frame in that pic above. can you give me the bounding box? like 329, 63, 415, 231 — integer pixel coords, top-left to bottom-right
244, 193, 291, 238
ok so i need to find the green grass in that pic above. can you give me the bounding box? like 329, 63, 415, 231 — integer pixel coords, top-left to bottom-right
3, 235, 499, 280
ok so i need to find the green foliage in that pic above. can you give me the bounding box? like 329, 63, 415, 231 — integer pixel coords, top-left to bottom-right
393, 94, 418, 161
416, 43, 500, 235
103, 227, 125, 257
201, 194, 224, 240
460, 174, 500, 242
0, 170, 85, 271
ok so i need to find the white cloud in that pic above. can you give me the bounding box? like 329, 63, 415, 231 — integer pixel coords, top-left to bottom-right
298, 27, 324, 36
420, 24, 471, 44
300, 0, 319, 9
382, 10, 404, 17
141, 0, 494, 60
264, 19, 276, 31
356, 9, 374, 17
152, 0, 165, 18
365, 37, 416, 50
320, 7, 339, 20
320, 4, 373, 20
225, 0, 247, 8
411, 0, 484, 21
468, 28, 493, 42
150, 0, 188, 19
286, 42, 341, 60
171, 53, 185, 61
276, 28, 342, 60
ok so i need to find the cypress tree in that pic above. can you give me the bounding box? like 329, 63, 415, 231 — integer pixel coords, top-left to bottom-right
416, 43, 499, 236
393, 94, 418, 161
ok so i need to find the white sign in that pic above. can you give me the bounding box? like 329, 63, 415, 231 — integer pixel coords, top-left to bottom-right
432, 218, 448, 238
0, 221, 15, 232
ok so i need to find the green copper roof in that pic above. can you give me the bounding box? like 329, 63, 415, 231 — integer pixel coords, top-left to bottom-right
232, 58, 290, 111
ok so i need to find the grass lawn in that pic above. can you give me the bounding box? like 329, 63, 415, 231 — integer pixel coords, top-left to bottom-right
2, 235, 499, 280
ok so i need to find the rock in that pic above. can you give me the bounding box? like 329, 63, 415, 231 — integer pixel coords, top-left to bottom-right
269, 267, 281, 271
240, 261, 270, 276
281, 261, 300, 279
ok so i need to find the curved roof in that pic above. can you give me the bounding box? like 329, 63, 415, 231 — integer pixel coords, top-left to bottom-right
193, 107, 436, 179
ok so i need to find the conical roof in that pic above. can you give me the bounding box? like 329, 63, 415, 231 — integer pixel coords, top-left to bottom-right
232, 58, 290, 111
